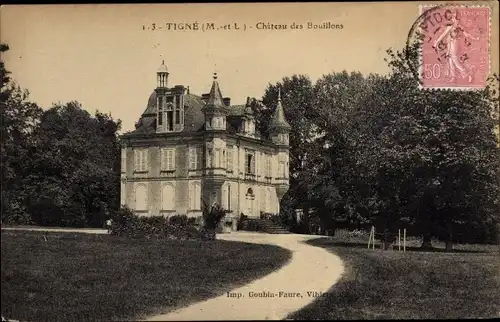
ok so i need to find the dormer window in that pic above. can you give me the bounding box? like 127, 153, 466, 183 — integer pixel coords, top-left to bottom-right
157, 95, 184, 133
165, 102, 174, 132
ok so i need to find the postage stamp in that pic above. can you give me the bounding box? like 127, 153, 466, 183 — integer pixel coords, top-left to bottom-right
418, 5, 491, 90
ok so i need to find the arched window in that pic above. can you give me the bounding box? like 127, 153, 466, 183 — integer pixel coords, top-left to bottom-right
161, 184, 175, 211
189, 182, 201, 210
135, 184, 148, 211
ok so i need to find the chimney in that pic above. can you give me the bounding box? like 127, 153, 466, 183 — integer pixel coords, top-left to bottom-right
201, 93, 210, 102
223, 97, 231, 106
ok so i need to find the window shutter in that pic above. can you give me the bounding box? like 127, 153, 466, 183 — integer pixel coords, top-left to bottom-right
227, 150, 232, 171
160, 149, 165, 170
196, 184, 201, 209
139, 150, 144, 171
251, 154, 255, 174
134, 149, 140, 171
188, 185, 193, 209
167, 149, 175, 170
189, 148, 195, 169
143, 150, 148, 172
121, 149, 126, 172
171, 149, 176, 169
197, 147, 202, 169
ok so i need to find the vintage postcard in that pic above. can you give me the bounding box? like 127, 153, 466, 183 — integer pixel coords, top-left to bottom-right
1, 2, 499, 321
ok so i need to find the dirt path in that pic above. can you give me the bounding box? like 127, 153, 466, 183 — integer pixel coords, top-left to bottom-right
146, 232, 345, 321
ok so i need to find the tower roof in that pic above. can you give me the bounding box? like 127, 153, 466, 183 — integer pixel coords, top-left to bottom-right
157, 60, 168, 73
270, 88, 291, 131
204, 73, 227, 111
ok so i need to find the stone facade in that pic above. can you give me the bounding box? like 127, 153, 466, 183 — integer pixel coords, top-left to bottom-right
119, 62, 291, 229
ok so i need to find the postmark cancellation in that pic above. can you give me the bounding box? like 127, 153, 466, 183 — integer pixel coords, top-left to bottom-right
418, 4, 491, 90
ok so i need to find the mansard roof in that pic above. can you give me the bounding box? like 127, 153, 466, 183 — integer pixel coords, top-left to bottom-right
123, 91, 206, 135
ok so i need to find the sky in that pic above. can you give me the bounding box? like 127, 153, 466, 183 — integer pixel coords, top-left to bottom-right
1, 2, 499, 133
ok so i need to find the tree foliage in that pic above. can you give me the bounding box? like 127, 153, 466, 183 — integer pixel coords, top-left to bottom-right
255, 43, 500, 246
1, 44, 122, 227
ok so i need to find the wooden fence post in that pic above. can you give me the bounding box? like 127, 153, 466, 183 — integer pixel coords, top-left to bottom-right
403, 228, 406, 252
372, 226, 376, 250
398, 229, 401, 251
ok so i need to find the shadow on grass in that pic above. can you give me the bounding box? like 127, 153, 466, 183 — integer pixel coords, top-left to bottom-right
289, 236, 500, 320
305, 237, 493, 254
1, 230, 292, 322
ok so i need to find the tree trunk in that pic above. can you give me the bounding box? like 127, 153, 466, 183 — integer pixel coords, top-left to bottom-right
421, 232, 433, 249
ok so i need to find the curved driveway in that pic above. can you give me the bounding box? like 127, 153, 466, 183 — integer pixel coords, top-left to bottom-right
2, 228, 345, 320
146, 232, 345, 321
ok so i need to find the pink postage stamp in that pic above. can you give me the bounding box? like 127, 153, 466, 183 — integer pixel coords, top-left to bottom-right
418, 5, 491, 90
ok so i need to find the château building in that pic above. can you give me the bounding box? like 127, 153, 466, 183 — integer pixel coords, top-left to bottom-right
119, 61, 291, 228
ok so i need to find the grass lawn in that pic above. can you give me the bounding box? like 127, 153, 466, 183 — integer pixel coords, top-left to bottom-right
289, 235, 500, 320
1, 230, 292, 322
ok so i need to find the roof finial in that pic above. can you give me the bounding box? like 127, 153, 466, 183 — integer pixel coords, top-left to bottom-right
278, 87, 282, 102
213, 72, 218, 80
162, 60, 165, 65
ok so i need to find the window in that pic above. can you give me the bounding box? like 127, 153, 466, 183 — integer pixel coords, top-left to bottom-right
166, 103, 174, 132
175, 110, 180, 125
158, 97, 164, 126
175, 95, 181, 109
121, 148, 126, 173
266, 155, 271, 177
135, 184, 148, 211
160, 148, 175, 171
134, 149, 148, 172
214, 148, 222, 168
161, 184, 175, 210
280, 161, 286, 178
189, 147, 202, 170
189, 182, 201, 210
245, 151, 255, 174
206, 149, 213, 168
227, 148, 233, 171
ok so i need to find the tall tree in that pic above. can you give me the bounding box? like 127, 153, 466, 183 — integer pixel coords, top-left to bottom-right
1, 43, 43, 224
368, 43, 500, 248
28, 102, 122, 227
253, 75, 317, 219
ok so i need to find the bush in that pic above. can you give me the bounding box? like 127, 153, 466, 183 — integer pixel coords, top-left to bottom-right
168, 214, 189, 226
237, 213, 249, 230
202, 202, 228, 231
109, 206, 203, 240
237, 213, 262, 231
